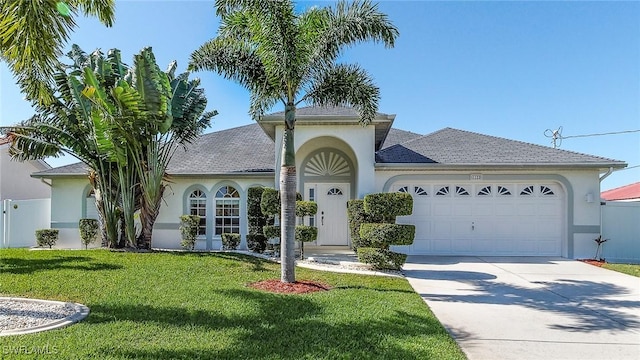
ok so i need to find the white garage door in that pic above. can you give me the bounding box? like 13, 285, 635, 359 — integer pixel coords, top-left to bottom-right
393, 182, 564, 256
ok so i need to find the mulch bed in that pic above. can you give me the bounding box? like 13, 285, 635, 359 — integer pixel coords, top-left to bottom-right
578, 259, 606, 267
248, 279, 332, 294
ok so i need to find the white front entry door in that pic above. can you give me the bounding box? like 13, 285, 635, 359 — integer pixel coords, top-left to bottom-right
305, 183, 350, 246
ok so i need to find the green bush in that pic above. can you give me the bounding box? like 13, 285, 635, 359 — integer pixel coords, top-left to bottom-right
359, 223, 415, 247
295, 201, 318, 217
347, 199, 383, 250
295, 225, 318, 242
260, 188, 303, 216
179, 215, 200, 250
357, 247, 407, 270
246, 234, 268, 253
263, 225, 280, 239
363, 192, 413, 222
35, 229, 59, 249
221, 233, 241, 250
79, 219, 99, 249
260, 188, 280, 216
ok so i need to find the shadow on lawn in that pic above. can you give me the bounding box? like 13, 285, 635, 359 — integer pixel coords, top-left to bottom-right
166, 251, 272, 272
88, 288, 453, 359
0, 256, 122, 274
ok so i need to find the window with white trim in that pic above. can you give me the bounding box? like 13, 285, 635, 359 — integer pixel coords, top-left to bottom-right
414, 186, 428, 196
397, 186, 409, 194
477, 186, 492, 196
436, 186, 450, 196
215, 186, 240, 235
540, 186, 555, 196
455, 186, 470, 196
189, 190, 207, 236
497, 186, 512, 196
519, 186, 534, 196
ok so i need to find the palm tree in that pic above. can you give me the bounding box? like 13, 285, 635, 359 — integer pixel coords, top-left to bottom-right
0, 0, 116, 105
189, 0, 398, 282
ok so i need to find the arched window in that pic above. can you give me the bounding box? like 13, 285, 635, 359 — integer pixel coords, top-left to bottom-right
189, 190, 207, 236
215, 186, 240, 235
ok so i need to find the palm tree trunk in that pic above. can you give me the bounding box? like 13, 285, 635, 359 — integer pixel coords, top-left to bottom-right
138, 185, 164, 250
280, 104, 296, 283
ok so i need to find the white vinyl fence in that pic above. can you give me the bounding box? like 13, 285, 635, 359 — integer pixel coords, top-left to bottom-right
0, 199, 51, 248
601, 201, 640, 264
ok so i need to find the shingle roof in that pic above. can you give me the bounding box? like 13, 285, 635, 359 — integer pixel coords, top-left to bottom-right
167, 123, 274, 174
375, 127, 625, 166
34, 125, 625, 177
601, 182, 640, 201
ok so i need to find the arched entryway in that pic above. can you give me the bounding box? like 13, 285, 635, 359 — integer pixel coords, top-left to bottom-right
300, 148, 355, 246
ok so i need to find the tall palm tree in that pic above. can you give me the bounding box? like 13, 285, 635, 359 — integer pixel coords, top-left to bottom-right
0, 0, 115, 105
189, 0, 398, 282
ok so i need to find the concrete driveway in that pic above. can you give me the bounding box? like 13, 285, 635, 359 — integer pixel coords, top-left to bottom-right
403, 256, 640, 360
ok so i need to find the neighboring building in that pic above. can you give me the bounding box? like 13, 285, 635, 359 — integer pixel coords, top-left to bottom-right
33, 106, 627, 259
0, 136, 51, 201
601, 182, 640, 202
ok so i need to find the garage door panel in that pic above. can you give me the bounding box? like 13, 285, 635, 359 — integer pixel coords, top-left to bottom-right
495, 203, 515, 216
395, 182, 563, 256
433, 202, 452, 216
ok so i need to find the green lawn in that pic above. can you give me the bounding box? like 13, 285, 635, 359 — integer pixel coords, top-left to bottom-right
602, 263, 640, 277
0, 249, 464, 359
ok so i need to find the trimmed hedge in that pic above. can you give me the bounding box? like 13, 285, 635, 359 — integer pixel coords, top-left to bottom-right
295, 201, 318, 217
246, 234, 267, 253
260, 188, 302, 216
363, 192, 413, 222
263, 225, 280, 239
221, 233, 241, 250
359, 223, 415, 247
357, 247, 407, 270
347, 199, 384, 250
295, 225, 318, 243
36, 229, 59, 249
79, 218, 99, 249
179, 215, 200, 250
247, 187, 271, 252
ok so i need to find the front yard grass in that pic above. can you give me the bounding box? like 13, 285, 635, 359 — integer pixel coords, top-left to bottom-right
602, 263, 640, 277
0, 249, 464, 359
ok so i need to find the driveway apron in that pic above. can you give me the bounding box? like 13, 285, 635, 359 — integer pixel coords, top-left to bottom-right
403, 256, 640, 360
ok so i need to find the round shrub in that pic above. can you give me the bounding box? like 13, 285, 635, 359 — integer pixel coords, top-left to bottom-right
359, 223, 415, 247
356, 247, 407, 270
295, 201, 317, 217
221, 233, 241, 250
363, 193, 413, 222
36, 229, 59, 249
295, 225, 318, 242
263, 225, 280, 239
79, 218, 100, 249
246, 234, 267, 253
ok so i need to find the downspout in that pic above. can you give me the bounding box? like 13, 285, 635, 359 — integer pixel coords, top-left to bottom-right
599, 167, 614, 182
598, 167, 614, 249
40, 178, 52, 187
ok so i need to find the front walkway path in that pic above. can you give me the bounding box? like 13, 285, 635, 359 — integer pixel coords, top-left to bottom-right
403, 256, 640, 360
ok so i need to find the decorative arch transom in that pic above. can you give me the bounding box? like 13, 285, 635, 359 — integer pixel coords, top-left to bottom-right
304, 150, 351, 177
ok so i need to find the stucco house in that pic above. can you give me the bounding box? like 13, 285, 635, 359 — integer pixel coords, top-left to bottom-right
32, 106, 626, 259
1, 136, 51, 201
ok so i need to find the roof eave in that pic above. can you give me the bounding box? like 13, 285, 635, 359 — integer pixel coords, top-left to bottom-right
33, 171, 276, 179
374, 162, 628, 171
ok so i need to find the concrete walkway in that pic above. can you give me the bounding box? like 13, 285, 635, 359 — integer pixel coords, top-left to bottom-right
403, 256, 640, 360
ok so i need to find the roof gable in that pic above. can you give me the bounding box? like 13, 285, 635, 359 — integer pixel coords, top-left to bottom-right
376, 127, 625, 167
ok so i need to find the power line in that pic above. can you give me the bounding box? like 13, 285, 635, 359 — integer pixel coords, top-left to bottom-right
544, 127, 640, 148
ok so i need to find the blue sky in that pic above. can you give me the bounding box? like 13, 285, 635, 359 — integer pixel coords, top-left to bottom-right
1, 0, 638, 191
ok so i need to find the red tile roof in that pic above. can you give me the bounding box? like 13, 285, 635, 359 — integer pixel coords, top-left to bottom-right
601, 182, 640, 201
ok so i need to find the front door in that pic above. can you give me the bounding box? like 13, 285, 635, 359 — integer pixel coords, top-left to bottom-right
305, 183, 350, 246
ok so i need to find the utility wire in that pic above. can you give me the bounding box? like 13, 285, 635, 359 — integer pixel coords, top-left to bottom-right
544, 127, 640, 148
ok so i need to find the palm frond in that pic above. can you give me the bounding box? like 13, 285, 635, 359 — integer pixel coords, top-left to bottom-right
304, 64, 380, 124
